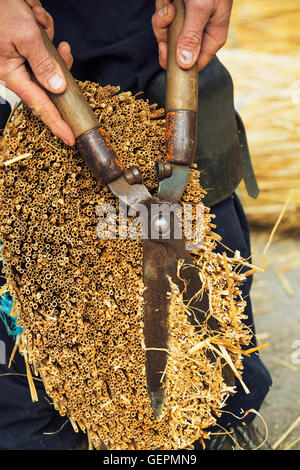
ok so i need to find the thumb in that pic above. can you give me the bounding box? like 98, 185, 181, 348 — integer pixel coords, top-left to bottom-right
16, 26, 67, 94
176, 1, 210, 69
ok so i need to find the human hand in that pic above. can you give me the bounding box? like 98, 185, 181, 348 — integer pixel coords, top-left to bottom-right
0, 0, 75, 145
152, 0, 233, 71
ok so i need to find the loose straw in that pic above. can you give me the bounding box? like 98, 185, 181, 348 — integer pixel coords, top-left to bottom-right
25, 359, 38, 402
273, 415, 300, 450
3, 153, 31, 166
284, 436, 300, 450
262, 189, 294, 264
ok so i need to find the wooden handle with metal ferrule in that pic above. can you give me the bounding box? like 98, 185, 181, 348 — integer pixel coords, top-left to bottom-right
39, 27, 123, 184
165, 0, 198, 167
40, 27, 99, 137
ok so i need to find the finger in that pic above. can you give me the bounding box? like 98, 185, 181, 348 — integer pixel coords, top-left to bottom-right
197, 30, 225, 71
15, 25, 67, 95
197, 12, 230, 71
7, 67, 75, 146
57, 42, 73, 70
24, 0, 53, 39
25, 0, 43, 8
31, 5, 54, 40
152, 1, 175, 44
155, 0, 169, 9
158, 41, 168, 70
176, 0, 211, 69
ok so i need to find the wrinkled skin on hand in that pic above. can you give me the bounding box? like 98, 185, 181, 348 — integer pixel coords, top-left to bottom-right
0, 0, 74, 145
152, 0, 233, 71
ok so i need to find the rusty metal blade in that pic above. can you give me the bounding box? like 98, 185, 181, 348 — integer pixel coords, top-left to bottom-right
109, 175, 152, 210
143, 237, 173, 419
108, 177, 234, 416
106, 179, 174, 417
143, 204, 187, 419
142, 201, 234, 418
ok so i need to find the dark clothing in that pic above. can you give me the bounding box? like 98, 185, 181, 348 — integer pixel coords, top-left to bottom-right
45, 0, 161, 94
0, 321, 86, 450
0, 0, 271, 450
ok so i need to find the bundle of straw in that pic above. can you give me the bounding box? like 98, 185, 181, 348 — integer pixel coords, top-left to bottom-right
227, 0, 300, 55
0, 82, 258, 450
218, 0, 300, 231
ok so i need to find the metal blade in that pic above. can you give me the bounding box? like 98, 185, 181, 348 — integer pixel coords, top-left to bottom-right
141, 203, 230, 419
151, 203, 235, 390
109, 175, 234, 416
158, 163, 189, 203
107, 179, 173, 417
142, 201, 179, 419
143, 236, 175, 419
142, 223, 220, 419
109, 175, 153, 210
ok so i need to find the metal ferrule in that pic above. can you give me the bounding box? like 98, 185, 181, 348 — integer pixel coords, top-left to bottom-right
166, 110, 197, 166
76, 126, 124, 185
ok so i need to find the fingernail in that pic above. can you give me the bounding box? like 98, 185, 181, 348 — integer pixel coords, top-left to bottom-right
178, 49, 194, 66
48, 74, 64, 91
158, 5, 168, 16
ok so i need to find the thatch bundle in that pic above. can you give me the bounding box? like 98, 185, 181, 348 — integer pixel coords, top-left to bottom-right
227, 0, 300, 54
0, 82, 256, 449
219, 0, 300, 231
219, 49, 300, 231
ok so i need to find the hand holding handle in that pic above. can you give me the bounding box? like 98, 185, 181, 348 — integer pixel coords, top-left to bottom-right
38, 27, 123, 184
40, 27, 99, 137
166, 0, 198, 113
165, 0, 198, 166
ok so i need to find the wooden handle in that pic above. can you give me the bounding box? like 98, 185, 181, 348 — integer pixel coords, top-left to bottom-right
37, 28, 124, 184
40, 27, 99, 137
165, 0, 198, 112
